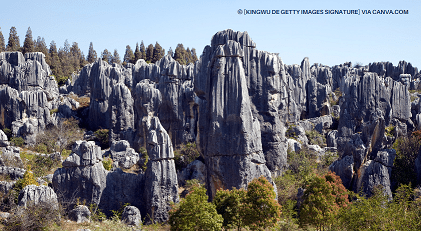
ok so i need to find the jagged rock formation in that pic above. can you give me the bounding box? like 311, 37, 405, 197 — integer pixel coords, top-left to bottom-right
108, 140, 139, 169
18, 185, 59, 209
53, 140, 107, 205
2, 29, 421, 223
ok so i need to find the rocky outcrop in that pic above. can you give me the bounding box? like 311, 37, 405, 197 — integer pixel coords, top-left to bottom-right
53, 140, 107, 206
121, 206, 142, 227
0, 166, 25, 180
141, 116, 179, 223
69, 205, 91, 223
109, 140, 139, 169
18, 185, 59, 209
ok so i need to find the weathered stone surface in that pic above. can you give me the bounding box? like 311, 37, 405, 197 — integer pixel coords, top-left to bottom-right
0, 146, 23, 167
142, 116, 179, 223
327, 130, 338, 148
69, 205, 91, 223
178, 159, 207, 185
0, 130, 9, 147
0, 166, 25, 180
109, 140, 139, 169
287, 138, 301, 153
357, 159, 393, 199
329, 155, 354, 189
53, 141, 107, 206
121, 206, 142, 227
0, 181, 15, 195
18, 185, 59, 209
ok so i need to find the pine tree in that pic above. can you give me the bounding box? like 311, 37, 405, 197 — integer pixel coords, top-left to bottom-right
34, 36, 48, 55
174, 43, 186, 65
7, 26, 20, 52
101, 49, 112, 63
152, 42, 163, 63
146, 44, 154, 63
167, 47, 173, 57
190, 48, 198, 63
22, 27, 34, 54
134, 42, 141, 63
123, 45, 135, 65
185, 47, 192, 64
48, 40, 62, 77
111, 49, 121, 65
70, 42, 84, 69
58, 39, 73, 77
0, 27, 5, 52
140, 41, 146, 61
87, 42, 97, 63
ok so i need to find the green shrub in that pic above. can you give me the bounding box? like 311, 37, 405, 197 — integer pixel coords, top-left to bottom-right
49, 108, 59, 115
102, 157, 113, 171
174, 142, 200, 170
10, 136, 24, 147
89, 203, 107, 222
61, 149, 71, 159
214, 187, 247, 230
2, 128, 11, 140
94, 129, 109, 148
305, 130, 326, 147
385, 125, 395, 137
392, 134, 421, 188
139, 147, 148, 171
35, 143, 48, 154
169, 184, 223, 230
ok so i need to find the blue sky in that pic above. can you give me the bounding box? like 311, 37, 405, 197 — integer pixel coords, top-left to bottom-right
1, 0, 420, 69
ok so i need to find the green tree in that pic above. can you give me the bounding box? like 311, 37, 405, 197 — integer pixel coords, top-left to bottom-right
169, 184, 223, 231
392, 131, 421, 188
123, 45, 135, 65
70, 42, 85, 69
22, 27, 34, 54
134, 42, 141, 63
190, 48, 198, 63
145, 44, 154, 63
140, 41, 146, 60
299, 171, 349, 231
214, 187, 247, 230
87, 42, 97, 63
242, 176, 282, 230
185, 47, 192, 64
167, 47, 173, 56
0, 27, 5, 52
112, 49, 121, 65
7, 26, 20, 52
48, 41, 62, 77
58, 39, 74, 78
34, 36, 48, 57
174, 43, 186, 65
101, 49, 112, 63
152, 42, 163, 63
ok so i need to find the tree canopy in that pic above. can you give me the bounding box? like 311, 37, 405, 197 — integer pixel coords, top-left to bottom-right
0, 27, 5, 52
22, 27, 34, 54
87, 42, 97, 63
7, 26, 20, 52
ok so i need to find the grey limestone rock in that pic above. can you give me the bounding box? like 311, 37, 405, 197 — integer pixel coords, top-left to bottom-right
327, 130, 338, 148
18, 185, 59, 209
142, 116, 179, 223
329, 155, 354, 189
69, 205, 91, 223
0, 181, 15, 195
178, 159, 207, 185
0, 130, 9, 147
53, 141, 107, 206
121, 206, 142, 227
0, 166, 25, 180
287, 138, 301, 153
0, 146, 23, 167
109, 140, 139, 169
